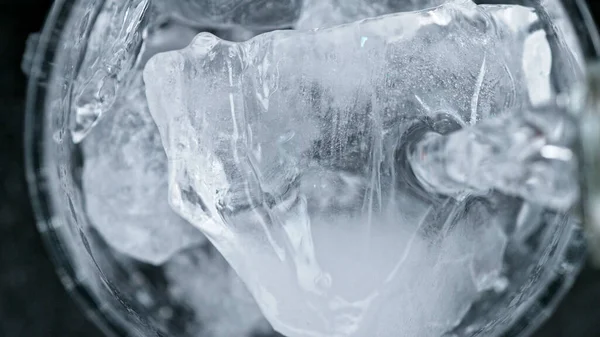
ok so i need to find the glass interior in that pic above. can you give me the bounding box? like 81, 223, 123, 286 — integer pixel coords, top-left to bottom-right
24, 0, 600, 336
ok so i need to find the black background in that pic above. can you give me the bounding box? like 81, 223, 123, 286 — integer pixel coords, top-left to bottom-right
1, 1, 600, 336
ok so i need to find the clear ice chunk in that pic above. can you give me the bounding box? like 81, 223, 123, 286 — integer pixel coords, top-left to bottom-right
71, 0, 278, 144
153, 0, 303, 29
409, 105, 579, 211
137, 18, 200, 68
295, 0, 447, 30
82, 76, 206, 265
71, 0, 149, 143
165, 246, 272, 337
295, 0, 553, 110
484, 5, 552, 106
144, 2, 534, 336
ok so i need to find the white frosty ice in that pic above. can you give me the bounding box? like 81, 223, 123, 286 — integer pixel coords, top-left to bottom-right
523, 29, 553, 106
82, 76, 206, 265
143, 2, 547, 336
164, 246, 272, 337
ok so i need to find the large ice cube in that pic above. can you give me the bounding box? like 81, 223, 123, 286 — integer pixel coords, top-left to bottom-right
298, 1, 551, 105
82, 76, 206, 265
154, 0, 303, 29
144, 2, 532, 336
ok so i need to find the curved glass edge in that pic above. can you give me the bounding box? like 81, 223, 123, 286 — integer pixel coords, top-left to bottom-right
564, 0, 600, 60
25, 0, 177, 334
579, 63, 600, 265
24, 0, 132, 336
501, 226, 586, 337
507, 0, 600, 335
448, 0, 597, 335
568, 0, 600, 267
565, 0, 600, 266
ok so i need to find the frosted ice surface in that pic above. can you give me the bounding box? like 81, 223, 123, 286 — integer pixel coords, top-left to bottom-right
406, 6, 573, 209
483, 4, 552, 106
144, 2, 532, 336
523, 29, 553, 105
295, 0, 391, 30
82, 76, 206, 265
165, 246, 272, 337
296, 0, 447, 30
154, 0, 303, 29
298, 1, 551, 106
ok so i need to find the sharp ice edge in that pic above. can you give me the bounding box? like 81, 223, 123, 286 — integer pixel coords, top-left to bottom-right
71, 0, 297, 145
409, 105, 580, 211
82, 72, 270, 335
142, 2, 536, 336
81, 75, 206, 265
71, 0, 148, 144
470, 54, 486, 125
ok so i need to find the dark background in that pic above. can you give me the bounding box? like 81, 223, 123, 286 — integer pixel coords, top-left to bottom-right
1, 1, 600, 336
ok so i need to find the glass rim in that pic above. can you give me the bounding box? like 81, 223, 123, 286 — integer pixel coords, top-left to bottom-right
24, 0, 129, 336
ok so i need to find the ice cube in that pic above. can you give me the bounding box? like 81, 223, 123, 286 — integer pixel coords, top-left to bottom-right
482, 4, 552, 106
82, 76, 206, 265
403, 6, 575, 210
144, 2, 532, 335
164, 245, 272, 337
154, 0, 303, 29
298, 1, 551, 107
435, 198, 509, 292
71, 0, 149, 143
295, 0, 447, 30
